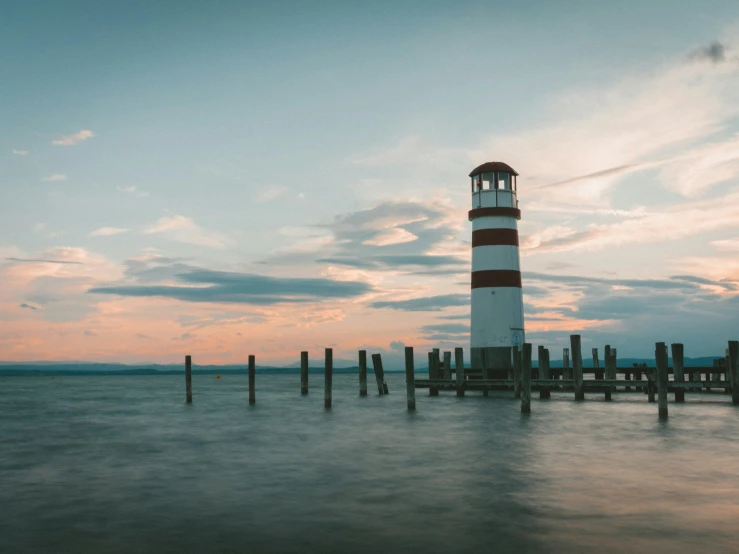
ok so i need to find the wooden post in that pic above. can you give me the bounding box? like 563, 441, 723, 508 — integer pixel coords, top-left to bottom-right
592, 348, 602, 379
185, 355, 192, 403
521, 343, 532, 413
324, 348, 333, 409
725, 348, 731, 394
433, 348, 440, 376
481, 348, 489, 397
300, 351, 309, 396
405, 346, 416, 411
563, 348, 571, 379
538, 346, 550, 399
729, 341, 739, 406
428, 352, 438, 397
647, 368, 656, 403
513, 345, 522, 399
371, 353, 386, 395
455, 347, 465, 397
604, 345, 612, 401
572, 335, 584, 400
248, 354, 256, 405
671, 343, 685, 403
655, 342, 668, 419
358, 350, 367, 397
443, 351, 452, 380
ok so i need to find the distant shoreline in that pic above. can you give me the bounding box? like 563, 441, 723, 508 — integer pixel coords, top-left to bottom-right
0, 356, 724, 376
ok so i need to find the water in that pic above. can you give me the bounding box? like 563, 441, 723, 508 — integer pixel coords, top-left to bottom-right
1, 374, 738, 554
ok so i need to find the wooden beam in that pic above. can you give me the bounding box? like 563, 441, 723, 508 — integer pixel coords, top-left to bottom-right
405, 346, 416, 411
513, 345, 522, 399
371, 353, 386, 395
729, 341, 739, 406
521, 343, 532, 413
455, 347, 465, 397
655, 342, 668, 419
185, 355, 192, 404
571, 335, 584, 400
538, 346, 550, 399
324, 348, 333, 409
428, 352, 438, 397
248, 354, 255, 405
671, 343, 685, 403
358, 350, 367, 397
300, 351, 309, 396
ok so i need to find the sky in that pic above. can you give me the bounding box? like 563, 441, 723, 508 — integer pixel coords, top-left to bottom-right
2, 0, 739, 367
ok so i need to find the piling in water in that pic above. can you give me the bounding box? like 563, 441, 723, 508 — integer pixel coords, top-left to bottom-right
538, 346, 549, 399
513, 345, 522, 399
563, 348, 571, 379
455, 347, 465, 397
481, 349, 489, 397
325, 348, 333, 409
593, 348, 602, 380
359, 350, 368, 397
521, 343, 532, 413
185, 355, 192, 404
405, 347, 416, 411
655, 342, 668, 419
300, 351, 309, 396
571, 335, 584, 400
372, 353, 388, 395
443, 351, 452, 380
428, 352, 438, 397
604, 345, 612, 401
671, 343, 685, 403
248, 355, 256, 405
729, 341, 739, 406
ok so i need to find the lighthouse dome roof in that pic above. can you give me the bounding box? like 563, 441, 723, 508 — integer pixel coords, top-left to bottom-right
469, 161, 518, 177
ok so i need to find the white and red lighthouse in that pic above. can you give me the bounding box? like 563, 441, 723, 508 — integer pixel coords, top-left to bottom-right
468, 162, 525, 372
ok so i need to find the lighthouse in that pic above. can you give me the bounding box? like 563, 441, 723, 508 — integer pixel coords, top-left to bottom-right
468, 162, 525, 373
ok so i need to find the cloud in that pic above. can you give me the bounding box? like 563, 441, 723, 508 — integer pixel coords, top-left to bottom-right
371, 294, 469, 311
89, 227, 128, 237
522, 191, 739, 254
309, 200, 466, 273
52, 129, 94, 146
12, 149, 28, 156
5, 257, 83, 265
420, 323, 469, 334
691, 41, 727, 63
116, 185, 149, 198
41, 174, 67, 182
19, 303, 37, 310
257, 186, 287, 202
319, 254, 465, 270
525, 271, 736, 291
361, 227, 418, 246
89, 266, 373, 305
710, 238, 739, 251
144, 215, 233, 249
83, 330, 98, 337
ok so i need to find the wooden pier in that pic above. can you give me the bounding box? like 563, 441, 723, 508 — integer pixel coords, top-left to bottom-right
180, 336, 739, 419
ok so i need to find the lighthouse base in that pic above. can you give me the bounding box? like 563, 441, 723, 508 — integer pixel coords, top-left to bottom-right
471, 346, 513, 375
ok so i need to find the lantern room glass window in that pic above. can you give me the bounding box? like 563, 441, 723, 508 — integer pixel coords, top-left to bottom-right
498, 172, 511, 190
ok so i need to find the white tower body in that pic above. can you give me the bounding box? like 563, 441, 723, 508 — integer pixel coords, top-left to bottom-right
468, 162, 525, 371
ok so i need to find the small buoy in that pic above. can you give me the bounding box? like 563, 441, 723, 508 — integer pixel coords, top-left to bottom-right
216, 374, 221, 379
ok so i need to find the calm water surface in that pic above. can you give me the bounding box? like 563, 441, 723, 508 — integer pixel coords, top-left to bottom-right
1, 374, 738, 553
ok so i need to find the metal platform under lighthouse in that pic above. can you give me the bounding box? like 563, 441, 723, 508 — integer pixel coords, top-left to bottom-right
468, 162, 525, 374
